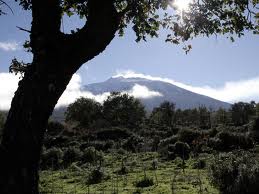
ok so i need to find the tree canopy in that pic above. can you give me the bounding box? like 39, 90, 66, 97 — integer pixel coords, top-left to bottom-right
15, 0, 259, 48
103, 92, 146, 128
65, 97, 103, 128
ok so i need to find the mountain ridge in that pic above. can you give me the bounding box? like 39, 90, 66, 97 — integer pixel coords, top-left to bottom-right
83, 76, 231, 111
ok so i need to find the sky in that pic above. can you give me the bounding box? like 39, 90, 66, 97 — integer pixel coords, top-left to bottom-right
0, 2, 259, 109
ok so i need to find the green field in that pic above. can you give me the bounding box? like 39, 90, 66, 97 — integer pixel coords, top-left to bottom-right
40, 152, 219, 194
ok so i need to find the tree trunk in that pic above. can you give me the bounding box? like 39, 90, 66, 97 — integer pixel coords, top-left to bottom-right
0, 56, 73, 193
0, 0, 120, 193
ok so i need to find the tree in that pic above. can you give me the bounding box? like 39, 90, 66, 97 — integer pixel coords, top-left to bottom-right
0, 112, 5, 140
198, 106, 211, 129
103, 92, 146, 128
0, 1, 13, 15
231, 102, 256, 126
65, 97, 102, 128
0, 0, 258, 193
150, 101, 175, 127
214, 108, 230, 126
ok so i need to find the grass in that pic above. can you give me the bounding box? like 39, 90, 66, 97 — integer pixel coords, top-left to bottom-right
39, 152, 219, 194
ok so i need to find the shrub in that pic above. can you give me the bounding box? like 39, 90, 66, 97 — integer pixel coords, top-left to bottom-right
82, 147, 104, 164
192, 159, 206, 169
87, 167, 106, 184
41, 147, 63, 170
151, 159, 158, 170
122, 135, 143, 152
216, 131, 254, 151
135, 176, 154, 188
209, 151, 259, 194
63, 147, 82, 166
207, 137, 222, 150
168, 141, 190, 160
178, 128, 201, 145
158, 135, 178, 149
117, 164, 129, 175
46, 121, 64, 136
96, 127, 131, 141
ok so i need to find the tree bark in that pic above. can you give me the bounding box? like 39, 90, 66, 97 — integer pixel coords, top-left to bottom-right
0, 0, 121, 193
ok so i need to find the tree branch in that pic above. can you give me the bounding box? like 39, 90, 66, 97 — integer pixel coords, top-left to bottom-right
61, 0, 122, 72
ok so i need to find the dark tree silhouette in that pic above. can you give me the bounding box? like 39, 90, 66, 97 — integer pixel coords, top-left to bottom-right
0, 0, 258, 193
103, 92, 146, 128
65, 97, 102, 128
150, 101, 175, 127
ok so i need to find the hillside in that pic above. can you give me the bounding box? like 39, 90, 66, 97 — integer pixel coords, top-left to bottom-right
83, 77, 231, 111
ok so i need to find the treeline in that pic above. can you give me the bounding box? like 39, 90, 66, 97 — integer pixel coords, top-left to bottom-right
64, 92, 259, 131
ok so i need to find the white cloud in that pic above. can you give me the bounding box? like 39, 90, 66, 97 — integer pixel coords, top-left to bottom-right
56, 75, 162, 108
0, 73, 20, 110
114, 70, 259, 103
125, 84, 163, 99
56, 74, 110, 108
0, 41, 20, 51
1, 71, 259, 111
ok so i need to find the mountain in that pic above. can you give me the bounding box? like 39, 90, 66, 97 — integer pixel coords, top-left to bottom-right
83, 76, 231, 111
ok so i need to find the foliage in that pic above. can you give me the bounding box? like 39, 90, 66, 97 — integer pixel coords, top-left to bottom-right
63, 147, 82, 166
216, 131, 254, 151
178, 128, 201, 145
87, 167, 106, 184
46, 121, 64, 136
135, 176, 154, 188
65, 97, 102, 128
103, 92, 146, 128
149, 101, 175, 127
192, 159, 206, 169
82, 147, 104, 164
231, 102, 256, 126
122, 135, 143, 152
96, 127, 131, 141
168, 141, 190, 160
209, 151, 259, 194
41, 147, 63, 170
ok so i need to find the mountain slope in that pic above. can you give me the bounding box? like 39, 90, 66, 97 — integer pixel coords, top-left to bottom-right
83, 77, 231, 111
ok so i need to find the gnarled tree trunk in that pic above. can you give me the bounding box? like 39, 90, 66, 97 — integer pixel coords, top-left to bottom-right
0, 0, 120, 193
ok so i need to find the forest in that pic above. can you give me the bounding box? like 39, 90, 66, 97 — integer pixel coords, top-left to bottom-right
1, 93, 258, 193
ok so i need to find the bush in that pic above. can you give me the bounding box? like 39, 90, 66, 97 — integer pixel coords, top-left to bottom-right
63, 147, 82, 166
46, 121, 64, 136
117, 164, 129, 175
216, 131, 254, 151
178, 128, 201, 145
96, 127, 131, 141
87, 167, 106, 184
168, 141, 190, 160
41, 147, 63, 170
158, 135, 178, 149
192, 159, 206, 169
209, 151, 259, 194
82, 147, 104, 164
135, 176, 154, 188
122, 135, 143, 152
207, 137, 223, 150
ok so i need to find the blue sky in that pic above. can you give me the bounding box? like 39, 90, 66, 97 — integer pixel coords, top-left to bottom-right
0, 2, 259, 109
